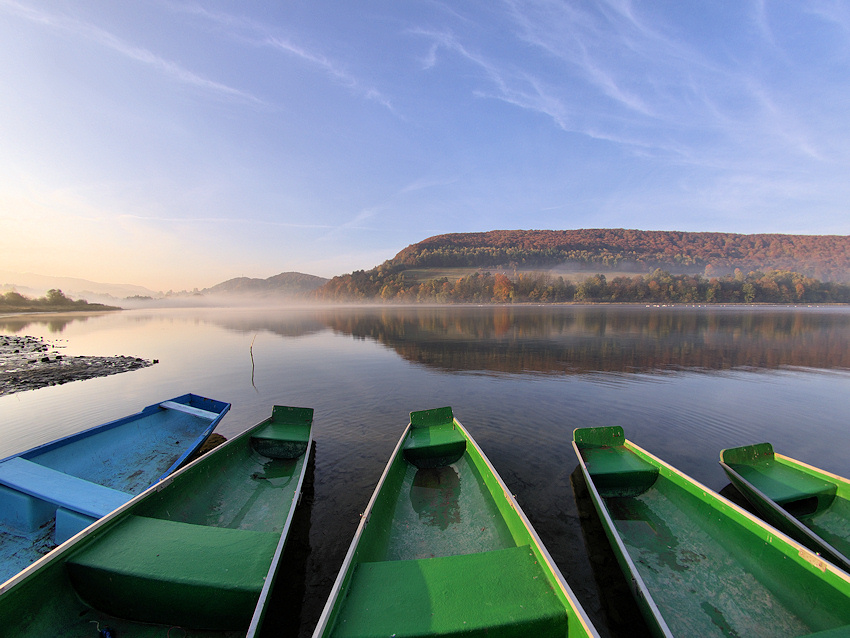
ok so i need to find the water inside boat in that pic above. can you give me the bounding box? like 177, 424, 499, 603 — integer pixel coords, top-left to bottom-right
605, 475, 848, 637
803, 495, 850, 560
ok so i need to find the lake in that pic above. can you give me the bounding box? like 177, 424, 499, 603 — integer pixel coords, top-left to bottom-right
2, 304, 850, 637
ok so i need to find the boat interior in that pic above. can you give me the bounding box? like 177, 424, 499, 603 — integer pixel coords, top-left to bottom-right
576, 428, 850, 637
328, 409, 573, 638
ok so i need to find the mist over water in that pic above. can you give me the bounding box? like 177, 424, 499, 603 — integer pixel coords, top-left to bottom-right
2, 305, 849, 636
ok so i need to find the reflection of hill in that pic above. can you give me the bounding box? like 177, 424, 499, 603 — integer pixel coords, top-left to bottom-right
207, 313, 327, 339
319, 307, 850, 375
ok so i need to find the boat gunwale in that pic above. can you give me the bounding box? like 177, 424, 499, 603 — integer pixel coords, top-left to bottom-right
314, 415, 600, 638
571, 438, 673, 638
719, 452, 850, 573
573, 429, 850, 638
774, 452, 850, 486
246, 431, 313, 638
311, 422, 411, 637
464, 421, 598, 637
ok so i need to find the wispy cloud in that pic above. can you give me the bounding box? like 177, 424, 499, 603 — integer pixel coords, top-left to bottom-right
0, 0, 262, 105
316, 208, 381, 243
166, 1, 396, 112
413, 28, 571, 129
494, 0, 834, 167
118, 213, 335, 230
399, 176, 459, 194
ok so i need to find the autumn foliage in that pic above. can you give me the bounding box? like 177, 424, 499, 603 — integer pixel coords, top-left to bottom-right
314, 267, 850, 304
392, 229, 850, 281
314, 228, 850, 304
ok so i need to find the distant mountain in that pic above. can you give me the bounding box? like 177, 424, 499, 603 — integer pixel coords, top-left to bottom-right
392, 229, 850, 281
203, 272, 329, 297
0, 271, 159, 301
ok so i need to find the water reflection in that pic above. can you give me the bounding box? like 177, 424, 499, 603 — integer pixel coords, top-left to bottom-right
0, 313, 99, 334
409, 466, 461, 530
6, 306, 850, 377
316, 306, 850, 374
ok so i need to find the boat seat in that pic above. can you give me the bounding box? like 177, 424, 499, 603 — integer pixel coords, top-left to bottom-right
581, 446, 659, 498
331, 545, 569, 638
0, 457, 131, 541
66, 515, 279, 630
251, 422, 311, 459
730, 462, 837, 516
250, 405, 312, 459
159, 400, 220, 420
403, 422, 467, 469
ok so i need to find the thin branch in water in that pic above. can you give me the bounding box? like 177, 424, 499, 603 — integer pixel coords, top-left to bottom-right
250, 333, 258, 392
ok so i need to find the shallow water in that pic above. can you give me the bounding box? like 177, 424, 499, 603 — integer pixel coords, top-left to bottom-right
2, 305, 850, 637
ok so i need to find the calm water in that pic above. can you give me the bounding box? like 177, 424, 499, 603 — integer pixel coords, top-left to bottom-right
2, 305, 850, 637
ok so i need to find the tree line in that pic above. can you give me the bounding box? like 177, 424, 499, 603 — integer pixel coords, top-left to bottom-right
0, 289, 117, 311
314, 268, 850, 304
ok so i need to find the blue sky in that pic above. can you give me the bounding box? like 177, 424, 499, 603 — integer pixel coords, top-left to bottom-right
1, 1, 849, 291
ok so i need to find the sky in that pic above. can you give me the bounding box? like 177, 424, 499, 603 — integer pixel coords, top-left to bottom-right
1, 1, 849, 291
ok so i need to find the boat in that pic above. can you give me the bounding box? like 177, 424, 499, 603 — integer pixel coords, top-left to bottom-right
573, 426, 850, 637
720, 442, 850, 573
0, 393, 230, 584
314, 406, 599, 638
0, 404, 313, 637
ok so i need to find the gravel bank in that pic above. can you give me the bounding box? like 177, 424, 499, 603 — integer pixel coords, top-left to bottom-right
0, 335, 155, 397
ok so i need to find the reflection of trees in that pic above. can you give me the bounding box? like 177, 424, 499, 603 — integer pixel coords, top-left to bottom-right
0, 315, 92, 334
317, 307, 850, 374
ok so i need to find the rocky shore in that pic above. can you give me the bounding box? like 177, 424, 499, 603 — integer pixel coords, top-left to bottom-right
0, 335, 155, 397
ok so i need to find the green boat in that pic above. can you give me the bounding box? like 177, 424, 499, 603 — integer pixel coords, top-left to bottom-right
314, 407, 599, 638
573, 426, 850, 638
0, 405, 313, 637
720, 442, 850, 574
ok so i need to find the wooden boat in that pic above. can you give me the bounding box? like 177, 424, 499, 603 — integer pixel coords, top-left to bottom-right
720, 442, 850, 573
0, 404, 313, 637
314, 406, 599, 638
573, 426, 850, 638
0, 393, 230, 584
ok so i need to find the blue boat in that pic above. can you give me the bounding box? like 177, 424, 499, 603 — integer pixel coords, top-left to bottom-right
0, 393, 230, 585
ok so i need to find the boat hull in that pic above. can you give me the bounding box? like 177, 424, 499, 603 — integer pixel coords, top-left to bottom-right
0, 393, 230, 584
315, 406, 598, 638
720, 442, 850, 573
0, 404, 312, 637
573, 426, 850, 638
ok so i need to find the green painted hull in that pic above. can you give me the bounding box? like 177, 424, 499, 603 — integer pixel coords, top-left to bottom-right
315, 407, 599, 638
0, 405, 313, 637
573, 427, 850, 638
720, 442, 850, 574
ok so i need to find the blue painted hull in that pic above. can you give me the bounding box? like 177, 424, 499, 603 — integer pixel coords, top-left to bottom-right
0, 393, 230, 585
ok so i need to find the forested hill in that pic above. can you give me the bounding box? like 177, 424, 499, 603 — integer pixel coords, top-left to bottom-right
203, 272, 328, 297
392, 229, 850, 281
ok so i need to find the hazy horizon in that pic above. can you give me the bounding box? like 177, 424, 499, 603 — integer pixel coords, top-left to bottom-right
3, 2, 850, 290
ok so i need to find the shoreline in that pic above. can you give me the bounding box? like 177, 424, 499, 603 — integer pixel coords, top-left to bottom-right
0, 335, 154, 398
